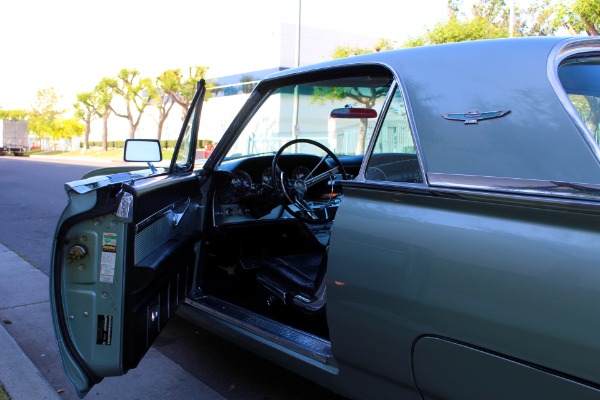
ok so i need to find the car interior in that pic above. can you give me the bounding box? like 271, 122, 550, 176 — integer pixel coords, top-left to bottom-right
181, 69, 422, 364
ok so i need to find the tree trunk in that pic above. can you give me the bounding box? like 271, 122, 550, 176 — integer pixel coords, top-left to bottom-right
584, 20, 599, 36
587, 97, 600, 143
84, 117, 91, 150
157, 119, 165, 141
181, 105, 189, 121
102, 113, 109, 151
355, 118, 368, 155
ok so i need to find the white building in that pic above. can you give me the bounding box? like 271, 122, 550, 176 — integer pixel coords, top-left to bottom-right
87, 23, 379, 150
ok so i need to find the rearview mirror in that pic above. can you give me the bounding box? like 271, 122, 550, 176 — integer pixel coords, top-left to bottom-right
330, 107, 377, 119
124, 139, 162, 162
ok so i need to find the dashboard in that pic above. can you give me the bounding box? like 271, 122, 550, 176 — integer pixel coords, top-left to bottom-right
211, 154, 359, 226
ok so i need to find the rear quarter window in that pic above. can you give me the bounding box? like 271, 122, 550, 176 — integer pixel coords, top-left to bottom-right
559, 57, 600, 146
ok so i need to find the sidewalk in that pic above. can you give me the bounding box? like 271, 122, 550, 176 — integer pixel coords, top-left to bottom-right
0, 245, 60, 400
0, 243, 226, 400
0, 309, 59, 400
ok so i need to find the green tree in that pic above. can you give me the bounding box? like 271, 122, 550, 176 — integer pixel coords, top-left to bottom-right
94, 78, 116, 151
315, 85, 388, 154
406, 15, 507, 46
29, 88, 63, 150
332, 38, 396, 58
405, 0, 562, 47
325, 39, 396, 154
0, 108, 29, 120
239, 74, 257, 94
74, 91, 99, 150
159, 66, 210, 119
471, 0, 561, 36
153, 73, 177, 141
54, 117, 85, 151
517, 0, 563, 36
557, 0, 600, 35
574, 0, 600, 35
108, 69, 156, 139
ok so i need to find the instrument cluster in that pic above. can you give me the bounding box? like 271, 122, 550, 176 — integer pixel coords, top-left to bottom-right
229, 166, 313, 198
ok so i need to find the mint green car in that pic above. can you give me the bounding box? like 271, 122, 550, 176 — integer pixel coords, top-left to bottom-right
51, 37, 600, 399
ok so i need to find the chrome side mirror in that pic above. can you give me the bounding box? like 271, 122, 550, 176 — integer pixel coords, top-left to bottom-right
124, 139, 162, 173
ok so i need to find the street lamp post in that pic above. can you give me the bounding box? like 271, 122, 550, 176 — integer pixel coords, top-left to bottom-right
292, 0, 302, 146
509, 0, 515, 38
295, 0, 302, 68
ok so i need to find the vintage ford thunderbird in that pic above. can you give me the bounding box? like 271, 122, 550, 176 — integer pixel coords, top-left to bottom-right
51, 37, 600, 399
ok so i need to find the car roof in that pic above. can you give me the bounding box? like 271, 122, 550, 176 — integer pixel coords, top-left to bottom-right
261, 37, 600, 185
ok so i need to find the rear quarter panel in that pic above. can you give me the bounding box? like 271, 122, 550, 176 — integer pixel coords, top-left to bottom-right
327, 184, 600, 397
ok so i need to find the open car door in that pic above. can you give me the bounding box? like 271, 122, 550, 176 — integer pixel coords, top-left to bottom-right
50, 81, 207, 397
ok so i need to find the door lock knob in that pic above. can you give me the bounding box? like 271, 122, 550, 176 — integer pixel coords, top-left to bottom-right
69, 245, 88, 260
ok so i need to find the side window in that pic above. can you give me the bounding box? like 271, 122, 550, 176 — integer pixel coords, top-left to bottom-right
558, 57, 600, 147
170, 81, 205, 173
365, 88, 422, 183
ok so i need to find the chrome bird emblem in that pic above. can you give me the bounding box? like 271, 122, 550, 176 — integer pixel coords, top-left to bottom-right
442, 109, 511, 124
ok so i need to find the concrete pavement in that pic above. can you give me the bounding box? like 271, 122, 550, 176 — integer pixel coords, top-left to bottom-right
0, 310, 60, 400
0, 243, 226, 400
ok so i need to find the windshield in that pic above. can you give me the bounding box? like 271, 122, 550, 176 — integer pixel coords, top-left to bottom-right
225, 74, 392, 159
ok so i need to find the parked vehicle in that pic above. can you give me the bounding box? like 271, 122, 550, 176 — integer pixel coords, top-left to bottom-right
0, 120, 28, 156
51, 37, 600, 399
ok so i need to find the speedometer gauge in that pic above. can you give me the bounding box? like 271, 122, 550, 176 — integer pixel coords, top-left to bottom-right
262, 168, 272, 186
292, 166, 310, 180
230, 171, 252, 195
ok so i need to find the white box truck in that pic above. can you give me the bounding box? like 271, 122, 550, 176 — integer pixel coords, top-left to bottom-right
0, 120, 28, 156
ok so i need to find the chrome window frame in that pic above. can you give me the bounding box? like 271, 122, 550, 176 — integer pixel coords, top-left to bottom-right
359, 76, 428, 186
548, 38, 600, 163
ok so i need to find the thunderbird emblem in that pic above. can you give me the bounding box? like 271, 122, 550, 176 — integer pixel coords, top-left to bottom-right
442, 109, 510, 124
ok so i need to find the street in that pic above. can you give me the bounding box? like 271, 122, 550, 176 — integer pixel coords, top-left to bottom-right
0, 156, 344, 400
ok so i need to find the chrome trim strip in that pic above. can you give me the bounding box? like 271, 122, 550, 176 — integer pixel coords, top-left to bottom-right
186, 294, 334, 365
395, 70, 428, 184
135, 197, 190, 234
547, 38, 600, 164
66, 170, 154, 194
359, 81, 398, 180
428, 173, 600, 201
357, 77, 427, 185
342, 179, 600, 216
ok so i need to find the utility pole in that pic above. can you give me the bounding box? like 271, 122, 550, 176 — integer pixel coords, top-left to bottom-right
295, 0, 302, 67
292, 0, 302, 146
509, 0, 515, 38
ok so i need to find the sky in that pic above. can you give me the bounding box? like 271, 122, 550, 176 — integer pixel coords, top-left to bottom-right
0, 0, 451, 111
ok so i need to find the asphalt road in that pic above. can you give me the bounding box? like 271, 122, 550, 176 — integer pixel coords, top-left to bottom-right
0, 156, 96, 275
0, 155, 344, 400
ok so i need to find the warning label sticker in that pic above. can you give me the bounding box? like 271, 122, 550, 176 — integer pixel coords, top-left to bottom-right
102, 232, 117, 252
100, 233, 117, 284
97, 314, 113, 345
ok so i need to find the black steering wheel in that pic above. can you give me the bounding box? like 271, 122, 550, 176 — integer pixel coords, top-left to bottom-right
271, 139, 348, 224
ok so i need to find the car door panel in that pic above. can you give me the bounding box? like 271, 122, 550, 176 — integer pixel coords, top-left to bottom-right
51, 173, 204, 395
122, 174, 203, 370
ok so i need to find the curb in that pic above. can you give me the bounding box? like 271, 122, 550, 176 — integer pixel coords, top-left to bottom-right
0, 243, 61, 399
0, 323, 61, 400
28, 154, 128, 165
0, 243, 227, 400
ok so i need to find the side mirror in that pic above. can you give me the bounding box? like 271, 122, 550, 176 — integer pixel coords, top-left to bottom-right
124, 139, 162, 162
